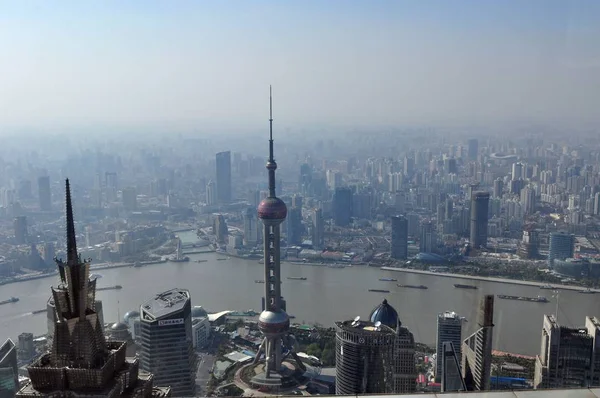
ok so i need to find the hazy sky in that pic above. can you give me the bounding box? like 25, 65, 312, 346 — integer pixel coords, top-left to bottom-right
1, 0, 600, 132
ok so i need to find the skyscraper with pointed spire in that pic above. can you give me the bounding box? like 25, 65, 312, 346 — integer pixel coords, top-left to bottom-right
250, 87, 305, 389
17, 180, 170, 398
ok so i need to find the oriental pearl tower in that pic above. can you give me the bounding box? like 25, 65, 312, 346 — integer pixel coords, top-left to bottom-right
251, 86, 305, 388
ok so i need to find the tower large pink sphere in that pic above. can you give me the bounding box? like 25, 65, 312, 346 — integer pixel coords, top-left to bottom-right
257, 196, 287, 222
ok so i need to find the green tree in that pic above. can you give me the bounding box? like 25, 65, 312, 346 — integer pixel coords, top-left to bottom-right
306, 343, 322, 358
321, 348, 335, 366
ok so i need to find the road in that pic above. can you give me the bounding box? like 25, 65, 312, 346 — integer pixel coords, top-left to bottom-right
195, 352, 216, 396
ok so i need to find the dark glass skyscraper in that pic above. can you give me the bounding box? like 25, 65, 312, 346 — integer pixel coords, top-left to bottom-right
216, 151, 232, 204
548, 231, 575, 266
286, 207, 303, 245
391, 215, 408, 260
469, 191, 490, 248
467, 138, 478, 160
139, 289, 196, 397
333, 187, 353, 227
37, 176, 52, 211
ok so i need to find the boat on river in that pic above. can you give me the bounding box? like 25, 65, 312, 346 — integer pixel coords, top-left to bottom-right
97, 285, 122, 291
397, 284, 428, 289
0, 297, 19, 305
454, 284, 478, 289
379, 278, 397, 282
579, 288, 596, 294
369, 289, 390, 293
497, 294, 549, 303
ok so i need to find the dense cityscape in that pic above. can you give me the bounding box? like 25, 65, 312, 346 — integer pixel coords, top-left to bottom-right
3, 1, 600, 397
0, 86, 599, 397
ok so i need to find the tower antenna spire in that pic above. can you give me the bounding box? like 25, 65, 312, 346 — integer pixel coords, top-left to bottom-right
269, 85, 274, 163
267, 85, 277, 197
65, 179, 78, 265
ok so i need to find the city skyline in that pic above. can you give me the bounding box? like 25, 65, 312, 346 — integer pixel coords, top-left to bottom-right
2, 1, 600, 131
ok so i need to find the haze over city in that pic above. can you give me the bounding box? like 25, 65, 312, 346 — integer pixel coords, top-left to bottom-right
1, 0, 600, 133
2, 1, 600, 397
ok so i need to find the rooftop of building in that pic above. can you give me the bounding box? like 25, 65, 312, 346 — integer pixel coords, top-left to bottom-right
439, 311, 461, 320
140, 288, 190, 319
0, 338, 15, 362
369, 299, 400, 329
192, 305, 208, 318
335, 319, 396, 335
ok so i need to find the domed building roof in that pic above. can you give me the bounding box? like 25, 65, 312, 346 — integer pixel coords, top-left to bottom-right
369, 299, 400, 329
191, 306, 208, 318
111, 322, 129, 331
123, 310, 140, 322
258, 197, 287, 220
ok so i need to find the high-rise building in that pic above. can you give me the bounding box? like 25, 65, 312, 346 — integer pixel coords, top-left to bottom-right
18, 180, 32, 200
436, 311, 463, 383
105, 172, 118, 202
42, 242, 55, 267
469, 191, 490, 248
441, 342, 467, 392
521, 185, 537, 215
548, 231, 575, 266
213, 214, 228, 244
206, 180, 217, 205
250, 87, 304, 390
369, 299, 416, 393
444, 198, 454, 220
37, 176, 51, 211
335, 319, 397, 395
13, 216, 28, 244
419, 220, 436, 253
216, 151, 232, 204
462, 295, 494, 391
291, 194, 303, 209
18, 180, 170, 398
534, 315, 595, 389
243, 207, 259, 247
122, 187, 137, 211
248, 189, 260, 208
17, 332, 34, 361
286, 207, 303, 245
594, 192, 600, 216
493, 178, 504, 198
467, 139, 478, 160
586, 316, 600, 387
191, 307, 211, 350
518, 227, 539, 259
312, 208, 324, 249
333, 187, 353, 227
139, 289, 196, 397
391, 215, 408, 260
0, 339, 18, 398
512, 162, 524, 181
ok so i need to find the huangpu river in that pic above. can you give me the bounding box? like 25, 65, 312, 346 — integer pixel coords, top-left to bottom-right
1, 231, 599, 356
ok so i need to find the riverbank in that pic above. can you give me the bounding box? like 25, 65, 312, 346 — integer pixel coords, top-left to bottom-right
381, 266, 600, 293
0, 259, 171, 285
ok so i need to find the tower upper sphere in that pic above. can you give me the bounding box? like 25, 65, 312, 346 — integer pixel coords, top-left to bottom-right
258, 196, 287, 221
